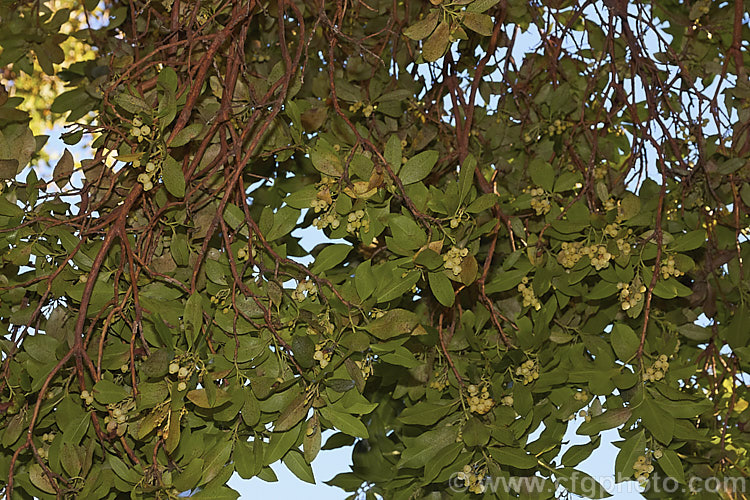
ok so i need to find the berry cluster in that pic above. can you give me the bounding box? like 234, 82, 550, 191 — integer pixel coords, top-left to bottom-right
80, 390, 94, 406
517, 277, 541, 311
136, 159, 160, 192
617, 281, 646, 311
633, 455, 654, 484
169, 359, 193, 391
659, 255, 684, 280
346, 209, 369, 234
292, 280, 317, 302
443, 246, 468, 276
467, 384, 494, 415
236, 246, 255, 262
310, 197, 330, 213
104, 407, 127, 433
578, 409, 592, 422
210, 292, 232, 314
456, 465, 487, 494
516, 359, 539, 385
593, 163, 608, 180
573, 390, 590, 402
529, 187, 551, 215
130, 117, 152, 143
354, 357, 373, 380
348, 101, 377, 117
644, 354, 670, 382
584, 244, 612, 270
604, 222, 620, 238
429, 369, 448, 391
313, 212, 341, 230
547, 119, 570, 136
557, 241, 584, 268
313, 342, 332, 369
616, 237, 632, 257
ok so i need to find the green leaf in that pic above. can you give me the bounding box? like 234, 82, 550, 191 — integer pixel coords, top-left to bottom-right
303, 414, 321, 463
0, 158, 19, 179
379, 345, 421, 368
398, 426, 459, 469
555, 467, 612, 498
577, 407, 632, 435
184, 293, 203, 349
611, 324, 639, 361
399, 401, 454, 426
403, 10, 439, 40
311, 244, 351, 273
488, 446, 538, 469
424, 442, 463, 482
162, 155, 185, 198
275, 393, 311, 432
657, 449, 686, 484
429, 271, 455, 307
283, 449, 316, 484
310, 142, 343, 177
677, 323, 711, 341
639, 398, 674, 444
355, 260, 375, 300
614, 429, 646, 483
60, 442, 82, 477
265, 206, 300, 241
399, 150, 438, 185
201, 440, 233, 485
561, 436, 601, 467
364, 309, 419, 339
422, 21, 451, 62
29, 463, 57, 494
466, 193, 498, 214
669, 230, 705, 252
462, 12, 494, 36
157, 66, 179, 94
93, 379, 129, 404
264, 425, 301, 465
319, 406, 369, 438
54, 148, 74, 186
529, 160, 554, 192
113, 92, 151, 114
468, 0, 500, 12
191, 486, 240, 500
168, 123, 203, 147
187, 388, 232, 408
377, 269, 420, 303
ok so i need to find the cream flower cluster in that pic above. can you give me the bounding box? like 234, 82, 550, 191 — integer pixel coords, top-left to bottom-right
346, 209, 369, 234
617, 281, 646, 311
292, 280, 317, 302
516, 359, 539, 385
660, 255, 684, 279
313, 342, 332, 369
644, 354, 670, 382
430, 369, 448, 391
467, 384, 494, 415
456, 465, 487, 494
443, 246, 468, 275
530, 187, 551, 215
633, 455, 654, 484
517, 277, 541, 310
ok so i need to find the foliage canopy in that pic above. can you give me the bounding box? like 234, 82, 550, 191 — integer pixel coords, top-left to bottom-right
0, 0, 749, 498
